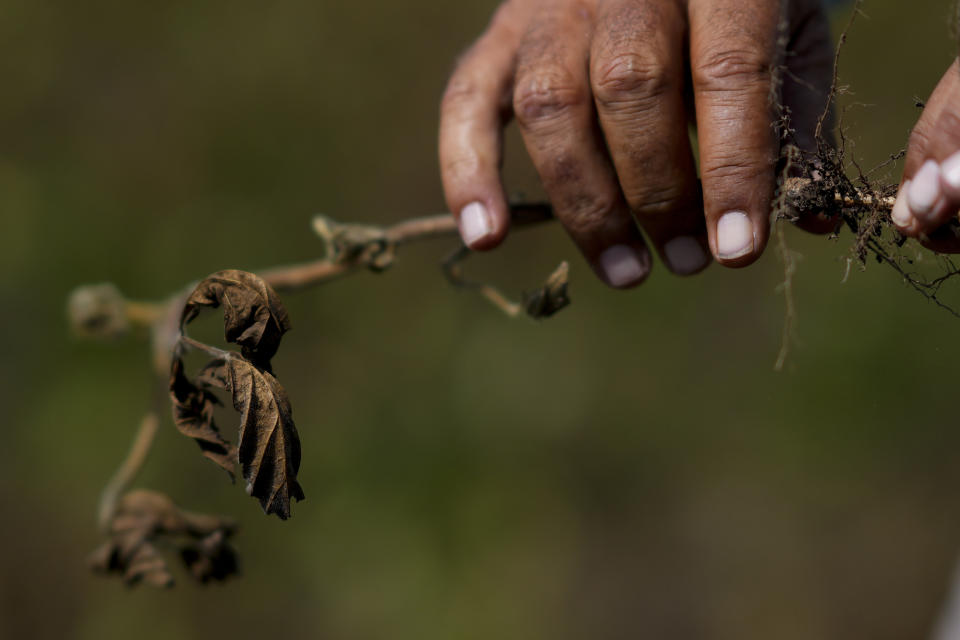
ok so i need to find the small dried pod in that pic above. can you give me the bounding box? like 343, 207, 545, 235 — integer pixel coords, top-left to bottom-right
67, 283, 129, 340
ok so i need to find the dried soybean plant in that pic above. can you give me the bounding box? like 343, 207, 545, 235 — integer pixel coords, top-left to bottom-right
74, 205, 566, 587
71, 1, 959, 588
69, 176, 897, 588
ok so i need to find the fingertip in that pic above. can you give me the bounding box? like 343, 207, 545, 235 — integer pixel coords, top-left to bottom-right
898, 170, 955, 236
908, 160, 943, 221
595, 243, 652, 289
711, 210, 766, 268
456, 199, 509, 250
662, 235, 712, 276
891, 181, 920, 236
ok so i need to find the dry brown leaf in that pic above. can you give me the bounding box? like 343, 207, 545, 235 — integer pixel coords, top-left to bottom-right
170, 357, 237, 478
180, 269, 291, 367
180, 529, 239, 583
198, 355, 304, 519
172, 270, 304, 518
523, 262, 570, 319
89, 490, 239, 588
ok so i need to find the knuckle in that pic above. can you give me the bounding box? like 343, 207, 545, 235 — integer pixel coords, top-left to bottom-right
543, 152, 587, 186
592, 53, 672, 107
441, 151, 482, 179
553, 194, 620, 239
542, 154, 621, 233
933, 107, 960, 149
441, 77, 478, 113
903, 101, 960, 171
935, 105, 960, 132
513, 70, 587, 126
700, 157, 768, 184
907, 120, 935, 161
625, 186, 688, 219
693, 47, 771, 93
562, 196, 621, 237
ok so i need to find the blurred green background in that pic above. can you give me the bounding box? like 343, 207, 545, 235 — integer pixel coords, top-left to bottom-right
2, 1, 959, 638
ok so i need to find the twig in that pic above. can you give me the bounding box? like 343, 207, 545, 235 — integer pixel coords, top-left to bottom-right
97, 411, 161, 533
782, 176, 895, 214
262, 204, 554, 292
125, 301, 166, 329
815, 0, 862, 147
178, 335, 231, 359
442, 245, 523, 317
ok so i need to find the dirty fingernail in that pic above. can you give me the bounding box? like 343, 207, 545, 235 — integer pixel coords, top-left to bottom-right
599, 244, 649, 288
459, 202, 493, 247
716, 211, 754, 260
908, 160, 942, 217
664, 236, 710, 275
891, 181, 913, 228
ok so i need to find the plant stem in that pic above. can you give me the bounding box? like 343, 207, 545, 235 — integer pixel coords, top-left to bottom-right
782, 176, 895, 214
261, 204, 554, 292
97, 411, 161, 533
86, 185, 894, 536
125, 301, 165, 330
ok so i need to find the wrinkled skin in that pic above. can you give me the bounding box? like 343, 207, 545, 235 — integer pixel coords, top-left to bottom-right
439, 0, 834, 288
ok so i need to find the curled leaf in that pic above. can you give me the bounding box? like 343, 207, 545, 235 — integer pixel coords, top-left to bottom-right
90, 490, 239, 588
180, 270, 291, 366
172, 269, 304, 518
523, 262, 570, 319
180, 529, 239, 583
198, 355, 304, 519
170, 357, 236, 478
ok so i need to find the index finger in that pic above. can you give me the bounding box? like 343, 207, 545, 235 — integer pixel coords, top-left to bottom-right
689, 0, 781, 266
439, 4, 530, 251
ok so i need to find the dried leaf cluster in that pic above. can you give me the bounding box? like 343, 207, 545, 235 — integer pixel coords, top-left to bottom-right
90, 490, 238, 587
82, 203, 577, 588
172, 270, 305, 520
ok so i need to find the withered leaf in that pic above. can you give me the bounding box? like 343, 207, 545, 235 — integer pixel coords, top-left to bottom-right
89, 490, 239, 588
180, 270, 291, 366
180, 529, 239, 583
523, 262, 570, 319
198, 355, 304, 519
90, 537, 174, 588
170, 357, 237, 478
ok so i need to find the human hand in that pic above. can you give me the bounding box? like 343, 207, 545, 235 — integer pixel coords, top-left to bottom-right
890, 59, 960, 252
439, 0, 833, 288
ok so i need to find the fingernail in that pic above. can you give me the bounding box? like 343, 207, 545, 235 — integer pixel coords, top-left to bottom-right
908, 160, 942, 217
942, 151, 960, 191
599, 244, 649, 288
459, 202, 493, 246
891, 181, 913, 228
716, 211, 755, 260
663, 236, 710, 275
